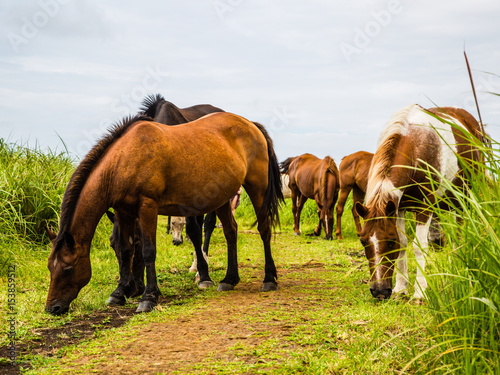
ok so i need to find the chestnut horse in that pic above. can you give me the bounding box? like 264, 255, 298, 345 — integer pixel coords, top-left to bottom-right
46, 112, 283, 315
280, 153, 340, 240
355, 104, 484, 300
335, 151, 373, 239
104, 94, 225, 306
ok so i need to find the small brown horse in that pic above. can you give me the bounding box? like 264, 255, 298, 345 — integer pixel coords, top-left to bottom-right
335, 151, 373, 239
46, 112, 283, 315
355, 104, 484, 300
280, 153, 340, 240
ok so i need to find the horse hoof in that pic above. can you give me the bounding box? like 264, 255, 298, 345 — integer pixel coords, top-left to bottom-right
217, 283, 235, 291
135, 301, 156, 313
261, 282, 278, 292
293, 232, 301, 236
198, 280, 214, 289
106, 296, 125, 306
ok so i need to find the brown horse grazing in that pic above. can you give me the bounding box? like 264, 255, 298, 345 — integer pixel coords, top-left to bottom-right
46, 112, 283, 315
335, 151, 373, 239
355, 104, 484, 301
280, 153, 340, 240
104, 94, 225, 306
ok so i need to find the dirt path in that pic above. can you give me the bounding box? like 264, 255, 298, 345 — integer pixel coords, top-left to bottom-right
35, 264, 338, 374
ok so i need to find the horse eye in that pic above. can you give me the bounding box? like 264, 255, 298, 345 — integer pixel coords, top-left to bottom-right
386, 240, 397, 249
62, 266, 74, 276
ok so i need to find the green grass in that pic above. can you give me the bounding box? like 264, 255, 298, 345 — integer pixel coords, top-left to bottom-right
1, 136, 499, 374
415, 135, 500, 374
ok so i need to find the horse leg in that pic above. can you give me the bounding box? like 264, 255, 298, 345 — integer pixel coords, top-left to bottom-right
313, 205, 322, 237
335, 186, 351, 240
393, 212, 409, 296
412, 213, 432, 300
245, 185, 278, 292
130, 224, 145, 298
428, 215, 444, 247
186, 215, 213, 289
216, 202, 240, 291
203, 211, 217, 255
324, 192, 338, 240
189, 212, 215, 275
292, 192, 307, 235
136, 198, 161, 313
351, 186, 365, 236
107, 211, 142, 306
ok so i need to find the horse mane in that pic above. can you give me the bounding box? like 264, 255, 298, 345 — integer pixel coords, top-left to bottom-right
139, 94, 166, 118
364, 105, 419, 214
279, 157, 296, 174
55, 114, 154, 247
320, 156, 338, 204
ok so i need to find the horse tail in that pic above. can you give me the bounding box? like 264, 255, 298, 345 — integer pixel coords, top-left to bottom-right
321, 156, 338, 206
252, 122, 284, 229
279, 156, 296, 174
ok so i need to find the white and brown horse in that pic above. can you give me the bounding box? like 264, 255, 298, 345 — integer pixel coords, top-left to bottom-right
355, 104, 484, 300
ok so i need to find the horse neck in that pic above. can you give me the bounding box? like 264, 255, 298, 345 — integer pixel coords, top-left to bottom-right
67, 182, 109, 250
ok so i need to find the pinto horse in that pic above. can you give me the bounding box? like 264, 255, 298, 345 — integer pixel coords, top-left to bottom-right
46, 112, 283, 315
355, 104, 484, 300
335, 151, 373, 239
280, 153, 340, 240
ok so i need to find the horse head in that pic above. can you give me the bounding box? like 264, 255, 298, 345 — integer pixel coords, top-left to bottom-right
355, 199, 401, 300
46, 231, 91, 315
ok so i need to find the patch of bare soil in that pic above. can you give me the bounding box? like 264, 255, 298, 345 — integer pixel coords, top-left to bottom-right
1, 264, 340, 374
0, 307, 135, 375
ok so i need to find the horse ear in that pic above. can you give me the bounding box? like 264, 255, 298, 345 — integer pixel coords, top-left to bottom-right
385, 200, 397, 218
105, 210, 115, 223
354, 202, 368, 219
63, 232, 75, 248
45, 227, 57, 242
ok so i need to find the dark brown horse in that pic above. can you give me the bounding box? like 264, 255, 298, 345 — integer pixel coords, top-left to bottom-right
335, 151, 373, 239
280, 153, 340, 240
355, 104, 484, 300
104, 94, 225, 306
46, 112, 283, 315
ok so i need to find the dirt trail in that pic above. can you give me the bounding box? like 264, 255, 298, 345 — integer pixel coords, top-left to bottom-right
33, 265, 336, 374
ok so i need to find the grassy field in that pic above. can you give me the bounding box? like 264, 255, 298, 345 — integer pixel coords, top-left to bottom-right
0, 139, 499, 374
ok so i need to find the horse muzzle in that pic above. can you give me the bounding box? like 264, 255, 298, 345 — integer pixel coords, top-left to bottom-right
370, 287, 392, 300
45, 300, 70, 315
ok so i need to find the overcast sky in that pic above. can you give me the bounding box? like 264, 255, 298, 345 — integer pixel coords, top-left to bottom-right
1, 0, 499, 163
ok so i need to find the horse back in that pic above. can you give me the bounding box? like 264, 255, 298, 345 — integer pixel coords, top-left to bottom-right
95, 113, 268, 216
365, 104, 483, 212
339, 151, 373, 192
288, 154, 338, 200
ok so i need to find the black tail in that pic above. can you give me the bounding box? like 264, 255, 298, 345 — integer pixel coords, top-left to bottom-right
279, 157, 296, 174
252, 122, 284, 229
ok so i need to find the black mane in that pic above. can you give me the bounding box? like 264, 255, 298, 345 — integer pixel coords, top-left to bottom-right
55, 114, 153, 247
140, 94, 166, 118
